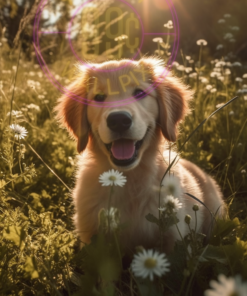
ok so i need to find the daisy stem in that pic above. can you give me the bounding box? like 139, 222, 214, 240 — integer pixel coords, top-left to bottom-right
174, 218, 191, 259
113, 231, 122, 269
18, 138, 23, 174
194, 211, 197, 233
107, 186, 114, 234
158, 185, 163, 251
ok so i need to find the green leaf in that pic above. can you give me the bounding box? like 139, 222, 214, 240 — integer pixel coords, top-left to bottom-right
145, 213, 179, 232
209, 217, 240, 245
24, 256, 39, 279
145, 213, 159, 226
201, 245, 227, 264
3, 225, 26, 250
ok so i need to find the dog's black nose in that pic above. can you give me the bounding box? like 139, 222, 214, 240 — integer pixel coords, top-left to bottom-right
107, 111, 132, 133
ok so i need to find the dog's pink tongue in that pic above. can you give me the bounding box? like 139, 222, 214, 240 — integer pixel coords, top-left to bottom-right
111, 139, 135, 160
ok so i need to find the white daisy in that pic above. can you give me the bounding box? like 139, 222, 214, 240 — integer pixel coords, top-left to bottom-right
196, 39, 207, 46
99, 169, 127, 187
216, 44, 224, 50
159, 195, 182, 213
7, 110, 23, 118
131, 249, 170, 281
161, 174, 183, 198
27, 104, 40, 111
10, 124, 28, 140
164, 20, 173, 29
218, 19, 225, 24
224, 33, 234, 40
152, 37, 163, 43
204, 274, 247, 296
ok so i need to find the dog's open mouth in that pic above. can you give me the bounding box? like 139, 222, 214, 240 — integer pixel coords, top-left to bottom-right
105, 138, 144, 166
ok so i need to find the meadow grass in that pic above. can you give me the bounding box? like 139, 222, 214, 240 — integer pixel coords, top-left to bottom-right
0, 12, 247, 296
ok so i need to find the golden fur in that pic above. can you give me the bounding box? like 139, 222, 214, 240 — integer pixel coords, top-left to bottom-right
55, 57, 225, 253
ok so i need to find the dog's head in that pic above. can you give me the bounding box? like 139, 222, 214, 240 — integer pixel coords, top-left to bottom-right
55, 58, 192, 170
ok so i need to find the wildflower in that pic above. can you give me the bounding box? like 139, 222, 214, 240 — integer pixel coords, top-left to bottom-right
196, 39, 207, 46
98, 207, 120, 231
184, 215, 191, 225
115, 34, 128, 41
27, 104, 40, 111
244, 96, 247, 101
236, 77, 243, 82
12, 65, 17, 71
153, 37, 163, 43
27, 80, 41, 89
189, 72, 197, 79
7, 110, 22, 118
216, 103, 225, 109
131, 249, 170, 281
162, 174, 183, 198
164, 20, 173, 29
38, 95, 45, 99
243, 74, 247, 79
55, 74, 61, 80
206, 85, 213, 91
218, 19, 225, 24
172, 61, 179, 68
232, 62, 242, 67
159, 195, 182, 213
192, 205, 199, 211
215, 61, 225, 68
177, 65, 185, 72
229, 111, 234, 116
224, 33, 234, 40
99, 169, 126, 187
231, 26, 240, 31
185, 56, 191, 60
185, 67, 193, 73
230, 38, 236, 43
217, 76, 224, 82
224, 13, 231, 18
189, 59, 194, 64
204, 274, 247, 296
241, 169, 246, 174
37, 71, 43, 78
200, 77, 208, 84
225, 69, 231, 75
29, 71, 35, 76
210, 72, 220, 78
237, 143, 242, 147
10, 124, 28, 140
210, 88, 217, 93
213, 67, 221, 73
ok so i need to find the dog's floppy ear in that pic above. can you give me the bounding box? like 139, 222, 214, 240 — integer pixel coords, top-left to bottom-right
140, 58, 192, 142
55, 73, 90, 153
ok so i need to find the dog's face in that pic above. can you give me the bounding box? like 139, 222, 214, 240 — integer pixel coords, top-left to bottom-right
55, 58, 192, 170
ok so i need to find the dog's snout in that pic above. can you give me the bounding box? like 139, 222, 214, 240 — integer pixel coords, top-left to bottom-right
107, 111, 132, 133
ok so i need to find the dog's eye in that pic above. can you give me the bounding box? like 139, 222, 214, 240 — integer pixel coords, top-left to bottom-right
133, 88, 147, 99
94, 93, 106, 102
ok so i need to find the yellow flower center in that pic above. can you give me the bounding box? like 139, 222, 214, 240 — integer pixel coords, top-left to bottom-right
109, 176, 116, 181
144, 258, 157, 269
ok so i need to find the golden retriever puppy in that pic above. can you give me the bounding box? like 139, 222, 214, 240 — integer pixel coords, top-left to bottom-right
55, 57, 225, 253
